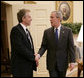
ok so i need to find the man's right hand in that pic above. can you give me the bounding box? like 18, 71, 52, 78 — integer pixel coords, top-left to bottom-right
35, 53, 40, 67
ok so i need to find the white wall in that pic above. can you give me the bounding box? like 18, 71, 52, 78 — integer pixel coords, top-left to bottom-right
3, 1, 55, 11
73, 1, 83, 23
35, 1, 55, 5
35, 1, 55, 10
3, 1, 83, 24
2, 1, 24, 5
35, 1, 83, 24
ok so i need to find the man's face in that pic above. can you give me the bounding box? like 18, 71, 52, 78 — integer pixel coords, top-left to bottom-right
23, 12, 32, 26
50, 12, 59, 27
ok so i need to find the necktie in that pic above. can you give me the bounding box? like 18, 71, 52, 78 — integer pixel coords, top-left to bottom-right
26, 29, 33, 49
55, 28, 58, 42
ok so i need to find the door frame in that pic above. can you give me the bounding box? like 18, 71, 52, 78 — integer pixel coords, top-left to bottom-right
1, 1, 13, 58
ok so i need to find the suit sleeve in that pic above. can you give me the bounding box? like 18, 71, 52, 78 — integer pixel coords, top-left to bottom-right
38, 30, 47, 57
10, 27, 35, 62
68, 29, 76, 63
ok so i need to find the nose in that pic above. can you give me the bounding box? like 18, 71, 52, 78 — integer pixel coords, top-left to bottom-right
31, 18, 32, 21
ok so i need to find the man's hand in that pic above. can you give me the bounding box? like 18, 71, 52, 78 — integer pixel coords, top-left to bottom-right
34, 53, 40, 67
69, 63, 75, 71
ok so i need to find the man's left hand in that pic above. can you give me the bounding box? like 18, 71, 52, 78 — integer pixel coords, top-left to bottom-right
69, 63, 75, 71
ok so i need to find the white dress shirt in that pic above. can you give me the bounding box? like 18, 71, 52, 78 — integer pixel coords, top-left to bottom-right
20, 23, 33, 48
54, 24, 61, 39
20, 23, 27, 34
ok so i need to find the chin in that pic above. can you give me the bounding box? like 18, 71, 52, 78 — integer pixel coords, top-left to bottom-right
27, 23, 31, 26
51, 24, 54, 26
51, 25, 54, 27
28, 25, 30, 26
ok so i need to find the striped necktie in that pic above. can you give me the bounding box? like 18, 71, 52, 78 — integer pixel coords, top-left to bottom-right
26, 29, 33, 49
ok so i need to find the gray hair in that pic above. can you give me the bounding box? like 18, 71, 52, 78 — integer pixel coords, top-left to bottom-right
17, 9, 30, 23
51, 11, 63, 22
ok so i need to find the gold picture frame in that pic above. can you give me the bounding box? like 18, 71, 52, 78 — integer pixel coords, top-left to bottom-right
56, 1, 73, 23
24, 1, 36, 4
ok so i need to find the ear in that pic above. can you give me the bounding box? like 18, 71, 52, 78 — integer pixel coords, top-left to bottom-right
22, 16, 25, 22
57, 18, 60, 21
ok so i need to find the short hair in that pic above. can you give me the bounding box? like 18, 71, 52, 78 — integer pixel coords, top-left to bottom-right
17, 9, 30, 23
51, 11, 63, 22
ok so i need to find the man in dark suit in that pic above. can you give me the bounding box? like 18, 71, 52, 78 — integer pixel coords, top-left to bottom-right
35, 11, 76, 77
10, 9, 37, 77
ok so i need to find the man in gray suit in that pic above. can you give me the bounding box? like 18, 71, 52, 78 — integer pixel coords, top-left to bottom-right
35, 11, 76, 77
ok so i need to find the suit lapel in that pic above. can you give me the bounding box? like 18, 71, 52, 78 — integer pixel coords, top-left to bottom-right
59, 26, 65, 42
18, 24, 34, 49
28, 31, 34, 49
50, 27, 57, 45
50, 26, 65, 45
17, 24, 30, 46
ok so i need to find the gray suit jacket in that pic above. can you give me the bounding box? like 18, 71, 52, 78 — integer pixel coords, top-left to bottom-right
38, 25, 76, 71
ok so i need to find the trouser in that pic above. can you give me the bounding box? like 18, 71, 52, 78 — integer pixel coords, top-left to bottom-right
13, 72, 33, 77
49, 69, 66, 77
49, 64, 67, 77
12, 69, 33, 77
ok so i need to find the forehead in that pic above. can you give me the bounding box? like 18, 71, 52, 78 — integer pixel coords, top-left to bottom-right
50, 12, 56, 16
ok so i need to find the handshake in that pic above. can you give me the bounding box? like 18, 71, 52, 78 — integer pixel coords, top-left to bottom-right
34, 53, 40, 67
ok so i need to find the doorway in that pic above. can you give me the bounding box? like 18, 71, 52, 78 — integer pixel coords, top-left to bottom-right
1, 2, 10, 73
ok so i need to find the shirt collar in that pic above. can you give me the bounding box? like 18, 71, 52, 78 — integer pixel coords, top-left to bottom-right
54, 24, 61, 32
20, 23, 27, 32
57, 24, 61, 30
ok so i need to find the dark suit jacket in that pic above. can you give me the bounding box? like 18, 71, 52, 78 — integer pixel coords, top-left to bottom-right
38, 25, 76, 71
10, 24, 36, 77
